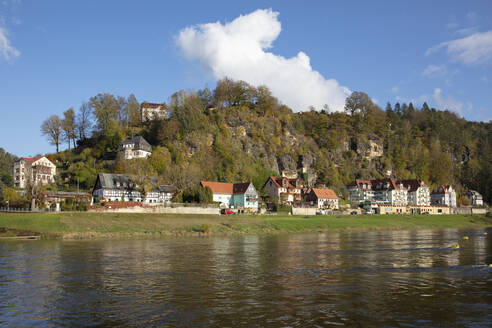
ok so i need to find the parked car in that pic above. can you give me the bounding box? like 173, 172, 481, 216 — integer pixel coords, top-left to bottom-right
221, 208, 233, 215
350, 211, 358, 215
316, 210, 326, 215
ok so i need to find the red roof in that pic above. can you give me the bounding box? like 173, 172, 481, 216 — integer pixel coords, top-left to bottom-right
264, 176, 304, 190
21, 156, 44, 163
312, 188, 338, 199
201, 181, 252, 195
399, 179, 427, 192
141, 102, 162, 109
347, 178, 406, 191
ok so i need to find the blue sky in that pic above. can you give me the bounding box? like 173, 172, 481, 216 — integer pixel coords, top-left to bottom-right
1, 1, 491, 156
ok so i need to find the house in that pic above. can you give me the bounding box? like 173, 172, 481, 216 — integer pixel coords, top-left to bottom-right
118, 136, 152, 160
346, 178, 408, 206
467, 190, 483, 206
262, 176, 305, 204
200, 181, 259, 211
12, 156, 56, 189
306, 188, 339, 209
399, 179, 430, 206
431, 185, 457, 207
92, 173, 175, 204
141, 102, 166, 122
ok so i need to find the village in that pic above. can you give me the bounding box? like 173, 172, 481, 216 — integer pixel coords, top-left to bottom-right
6, 102, 486, 216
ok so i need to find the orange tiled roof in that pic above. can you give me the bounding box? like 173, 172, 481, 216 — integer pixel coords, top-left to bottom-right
312, 188, 338, 199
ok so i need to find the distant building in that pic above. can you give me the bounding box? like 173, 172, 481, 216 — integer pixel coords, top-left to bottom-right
119, 136, 152, 160
12, 156, 56, 189
141, 102, 166, 122
263, 176, 305, 205
305, 188, 339, 209
200, 181, 259, 210
467, 190, 484, 206
92, 173, 175, 204
346, 178, 408, 206
399, 179, 430, 206
431, 185, 457, 207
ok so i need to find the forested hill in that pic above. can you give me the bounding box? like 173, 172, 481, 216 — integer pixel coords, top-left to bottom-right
3, 78, 492, 204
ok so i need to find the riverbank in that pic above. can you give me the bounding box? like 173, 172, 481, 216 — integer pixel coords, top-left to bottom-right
0, 212, 491, 239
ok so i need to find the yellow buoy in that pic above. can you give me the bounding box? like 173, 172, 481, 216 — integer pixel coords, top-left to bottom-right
484, 232, 488, 236
463, 236, 469, 240
452, 244, 460, 249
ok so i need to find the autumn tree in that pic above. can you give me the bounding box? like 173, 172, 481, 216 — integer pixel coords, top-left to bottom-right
62, 107, 76, 149
41, 115, 63, 152
123, 158, 157, 201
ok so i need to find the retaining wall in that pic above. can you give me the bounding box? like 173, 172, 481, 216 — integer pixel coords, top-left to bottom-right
88, 206, 220, 215
291, 207, 318, 216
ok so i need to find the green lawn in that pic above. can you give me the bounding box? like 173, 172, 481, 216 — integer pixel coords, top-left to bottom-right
0, 212, 490, 239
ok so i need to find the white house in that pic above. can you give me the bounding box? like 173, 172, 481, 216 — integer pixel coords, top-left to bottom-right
400, 179, 430, 206
92, 173, 175, 204
201, 181, 259, 211
141, 102, 166, 122
347, 178, 408, 206
118, 136, 152, 160
306, 188, 339, 209
467, 190, 484, 206
431, 185, 457, 207
12, 156, 56, 189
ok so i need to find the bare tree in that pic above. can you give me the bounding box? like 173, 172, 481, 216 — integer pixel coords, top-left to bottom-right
76, 102, 93, 140
23, 164, 43, 210
41, 115, 63, 152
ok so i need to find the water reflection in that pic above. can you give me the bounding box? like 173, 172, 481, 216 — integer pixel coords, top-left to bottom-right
0, 228, 491, 327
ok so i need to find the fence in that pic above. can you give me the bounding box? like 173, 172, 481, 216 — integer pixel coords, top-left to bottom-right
0, 207, 53, 213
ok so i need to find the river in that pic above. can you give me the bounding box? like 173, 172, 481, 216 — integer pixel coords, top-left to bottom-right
0, 228, 491, 327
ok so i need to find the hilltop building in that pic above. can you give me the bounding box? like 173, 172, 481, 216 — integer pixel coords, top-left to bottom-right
118, 136, 152, 160
92, 173, 175, 204
141, 102, 166, 122
431, 185, 457, 207
200, 181, 259, 210
12, 156, 56, 189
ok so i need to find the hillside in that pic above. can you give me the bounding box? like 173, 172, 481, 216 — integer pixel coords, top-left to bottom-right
2, 78, 492, 204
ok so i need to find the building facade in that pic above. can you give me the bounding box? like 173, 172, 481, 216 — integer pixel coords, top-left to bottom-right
118, 136, 152, 160
12, 156, 56, 189
431, 185, 457, 207
201, 181, 259, 210
400, 179, 431, 206
92, 173, 175, 204
262, 176, 305, 204
141, 102, 166, 122
347, 178, 408, 206
467, 190, 484, 206
306, 188, 339, 209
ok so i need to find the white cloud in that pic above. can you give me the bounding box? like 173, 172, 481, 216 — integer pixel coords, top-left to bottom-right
176, 9, 351, 112
0, 27, 20, 60
391, 86, 398, 93
454, 26, 478, 37
422, 64, 447, 77
432, 88, 467, 114
426, 30, 492, 65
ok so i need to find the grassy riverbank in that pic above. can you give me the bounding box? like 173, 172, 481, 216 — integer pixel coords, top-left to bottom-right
0, 212, 491, 239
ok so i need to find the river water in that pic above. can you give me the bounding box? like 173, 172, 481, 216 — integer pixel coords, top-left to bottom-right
0, 228, 491, 327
